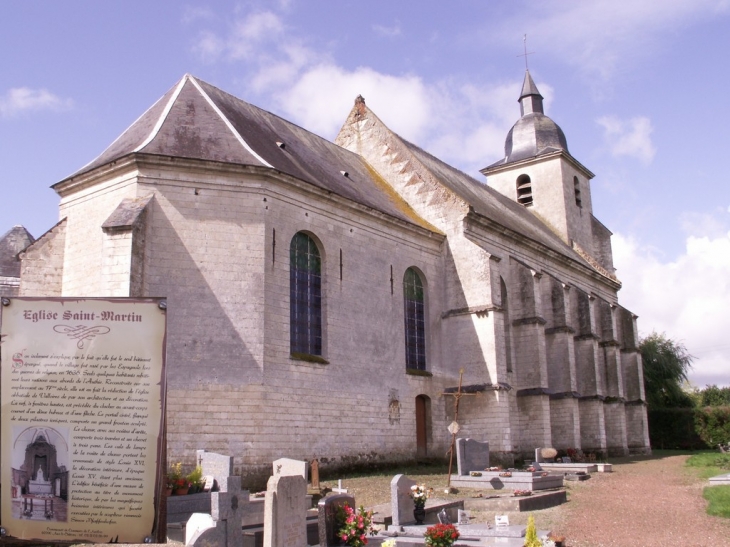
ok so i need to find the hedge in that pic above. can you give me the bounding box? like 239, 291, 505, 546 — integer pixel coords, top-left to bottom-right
648, 408, 708, 450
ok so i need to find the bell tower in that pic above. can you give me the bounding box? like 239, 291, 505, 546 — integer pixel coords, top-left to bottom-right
481, 71, 599, 259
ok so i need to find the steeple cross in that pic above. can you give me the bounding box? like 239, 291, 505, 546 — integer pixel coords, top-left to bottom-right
517, 34, 535, 70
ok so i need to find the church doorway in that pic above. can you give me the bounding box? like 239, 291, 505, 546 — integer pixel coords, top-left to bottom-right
415, 395, 431, 459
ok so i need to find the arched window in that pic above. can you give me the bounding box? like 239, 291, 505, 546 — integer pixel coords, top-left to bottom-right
516, 174, 533, 206
574, 176, 582, 208
290, 232, 322, 356
403, 268, 426, 370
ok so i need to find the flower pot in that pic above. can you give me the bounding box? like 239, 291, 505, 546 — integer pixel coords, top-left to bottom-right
174, 487, 189, 495
165, 487, 173, 497
414, 507, 426, 524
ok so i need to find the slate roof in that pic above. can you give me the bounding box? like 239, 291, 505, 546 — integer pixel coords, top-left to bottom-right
61, 75, 432, 231
0, 225, 34, 277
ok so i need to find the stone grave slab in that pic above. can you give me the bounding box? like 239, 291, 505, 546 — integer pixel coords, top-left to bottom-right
318, 493, 355, 547
709, 473, 730, 486
450, 470, 564, 491
456, 438, 489, 476
263, 474, 308, 547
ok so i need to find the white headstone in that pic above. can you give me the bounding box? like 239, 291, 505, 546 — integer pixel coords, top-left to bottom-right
272, 458, 308, 480
390, 474, 417, 526
495, 515, 509, 528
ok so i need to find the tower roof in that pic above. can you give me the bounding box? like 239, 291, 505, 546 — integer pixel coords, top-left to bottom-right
486, 70, 568, 168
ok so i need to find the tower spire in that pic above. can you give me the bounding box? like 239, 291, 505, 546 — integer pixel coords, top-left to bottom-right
518, 70, 544, 116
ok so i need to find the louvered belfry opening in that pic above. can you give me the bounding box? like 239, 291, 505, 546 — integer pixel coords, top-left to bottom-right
516, 174, 533, 206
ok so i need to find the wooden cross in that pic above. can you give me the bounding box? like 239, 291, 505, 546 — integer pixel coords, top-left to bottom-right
442, 368, 477, 487
517, 34, 535, 70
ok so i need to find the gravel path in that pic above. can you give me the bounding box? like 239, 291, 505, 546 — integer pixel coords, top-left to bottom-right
555, 455, 730, 547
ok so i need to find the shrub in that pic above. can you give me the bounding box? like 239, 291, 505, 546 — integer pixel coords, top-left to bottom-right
695, 406, 730, 448
523, 515, 541, 547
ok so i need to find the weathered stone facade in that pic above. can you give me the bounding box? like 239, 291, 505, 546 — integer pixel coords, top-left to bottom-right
13, 72, 650, 485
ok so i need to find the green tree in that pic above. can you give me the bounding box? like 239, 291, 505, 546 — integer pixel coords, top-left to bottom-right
639, 332, 694, 408
699, 385, 730, 407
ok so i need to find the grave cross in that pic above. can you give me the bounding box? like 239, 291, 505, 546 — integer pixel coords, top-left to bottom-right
332, 479, 348, 494
442, 368, 477, 488
517, 34, 535, 70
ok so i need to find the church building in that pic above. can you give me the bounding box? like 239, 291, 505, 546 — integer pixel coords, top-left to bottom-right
12, 71, 650, 482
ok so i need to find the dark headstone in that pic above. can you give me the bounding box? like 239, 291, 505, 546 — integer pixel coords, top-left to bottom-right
438, 508, 451, 524
318, 493, 355, 547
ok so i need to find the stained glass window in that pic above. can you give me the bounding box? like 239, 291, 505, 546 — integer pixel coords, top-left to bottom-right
404, 267, 426, 370
290, 232, 322, 356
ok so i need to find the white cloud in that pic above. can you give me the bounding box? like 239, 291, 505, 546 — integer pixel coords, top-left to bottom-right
191, 9, 535, 174
372, 22, 401, 37
181, 6, 216, 25
597, 115, 656, 165
0, 87, 72, 118
614, 230, 730, 387
492, 0, 730, 81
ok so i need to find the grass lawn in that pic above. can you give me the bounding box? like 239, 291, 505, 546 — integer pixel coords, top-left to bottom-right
685, 450, 730, 518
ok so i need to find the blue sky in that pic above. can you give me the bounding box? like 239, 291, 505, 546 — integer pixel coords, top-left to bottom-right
2, 1, 729, 386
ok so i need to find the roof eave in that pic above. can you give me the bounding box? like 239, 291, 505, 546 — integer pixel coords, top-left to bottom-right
480, 149, 595, 179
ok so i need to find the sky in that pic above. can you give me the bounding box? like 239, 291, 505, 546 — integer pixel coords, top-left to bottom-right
1, 1, 729, 387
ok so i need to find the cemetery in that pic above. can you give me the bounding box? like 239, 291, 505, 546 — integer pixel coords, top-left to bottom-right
161, 437, 586, 547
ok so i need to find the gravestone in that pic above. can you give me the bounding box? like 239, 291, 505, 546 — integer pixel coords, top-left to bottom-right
317, 493, 355, 547
187, 476, 245, 547
456, 438, 490, 476
390, 474, 417, 526
197, 449, 233, 491
495, 514, 509, 528
438, 508, 451, 524
263, 474, 308, 547
458, 509, 469, 525
273, 457, 308, 480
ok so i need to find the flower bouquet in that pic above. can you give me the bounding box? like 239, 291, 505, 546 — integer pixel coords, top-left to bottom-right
513, 489, 532, 497
410, 484, 428, 508
424, 523, 460, 547
498, 471, 512, 477
336, 503, 374, 547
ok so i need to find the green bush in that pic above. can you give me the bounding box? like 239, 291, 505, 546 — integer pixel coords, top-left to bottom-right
695, 406, 730, 448
648, 408, 707, 450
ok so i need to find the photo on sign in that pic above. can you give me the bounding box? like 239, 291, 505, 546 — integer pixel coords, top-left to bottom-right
10, 426, 69, 522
